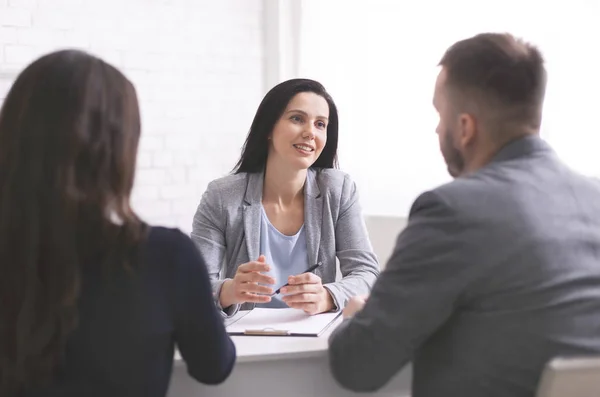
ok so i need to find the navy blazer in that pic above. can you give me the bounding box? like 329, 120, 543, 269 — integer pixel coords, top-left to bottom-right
25, 227, 236, 397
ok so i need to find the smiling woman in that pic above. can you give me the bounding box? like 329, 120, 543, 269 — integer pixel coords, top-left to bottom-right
191, 78, 380, 317
269, 92, 329, 171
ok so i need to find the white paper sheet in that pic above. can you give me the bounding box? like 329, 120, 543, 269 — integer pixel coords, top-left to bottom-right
226, 308, 341, 336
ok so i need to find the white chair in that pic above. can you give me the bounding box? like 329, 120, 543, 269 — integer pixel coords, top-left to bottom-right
334, 215, 407, 281
364, 215, 407, 269
536, 356, 600, 397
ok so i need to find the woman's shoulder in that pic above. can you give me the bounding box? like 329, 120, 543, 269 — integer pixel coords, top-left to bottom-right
205, 172, 250, 195
146, 225, 186, 240
145, 226, 194, 253
312, 168, 357, 197
143, 226, 204, 268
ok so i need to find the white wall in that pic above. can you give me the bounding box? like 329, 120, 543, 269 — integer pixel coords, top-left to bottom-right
0, 0, 265, 233
299, 0, 600, 217
3, 0, 598, 230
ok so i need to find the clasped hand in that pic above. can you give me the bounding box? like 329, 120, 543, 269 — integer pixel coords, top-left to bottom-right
219, 255, 334, 314
280, 271, 334, 314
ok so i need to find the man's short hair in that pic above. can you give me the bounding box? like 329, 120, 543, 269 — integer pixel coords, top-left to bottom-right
439, 33, 547, 129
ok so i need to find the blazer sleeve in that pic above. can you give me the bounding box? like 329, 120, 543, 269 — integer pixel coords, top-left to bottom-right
191, 181, 241, 317
172, 230, 236, 385
323, 174, 380, 310
327, 190, 481, 392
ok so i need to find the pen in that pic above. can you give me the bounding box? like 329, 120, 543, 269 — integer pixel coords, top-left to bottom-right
271, 262, 322, 296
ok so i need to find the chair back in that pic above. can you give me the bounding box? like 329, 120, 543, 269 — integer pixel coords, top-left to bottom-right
536, 356, 600, 397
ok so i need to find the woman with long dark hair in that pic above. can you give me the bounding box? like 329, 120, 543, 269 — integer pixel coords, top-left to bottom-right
0, 50, 235, 397
192, 78, 379, 316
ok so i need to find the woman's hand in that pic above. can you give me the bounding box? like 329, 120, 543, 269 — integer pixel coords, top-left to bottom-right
219, 255, 275, 308
281, 272, 334, 315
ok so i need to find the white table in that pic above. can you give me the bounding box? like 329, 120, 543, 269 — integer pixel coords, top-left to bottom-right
167, 315, 412, 397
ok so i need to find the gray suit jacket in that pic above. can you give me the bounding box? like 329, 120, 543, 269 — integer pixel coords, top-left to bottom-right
191, 168, 380, 315
329, 135, 600, 397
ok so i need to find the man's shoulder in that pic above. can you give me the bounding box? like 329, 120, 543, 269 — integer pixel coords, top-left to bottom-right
414, 169, 510, 223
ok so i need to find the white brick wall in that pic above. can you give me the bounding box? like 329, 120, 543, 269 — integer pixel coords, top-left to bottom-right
0, 0, 265, 233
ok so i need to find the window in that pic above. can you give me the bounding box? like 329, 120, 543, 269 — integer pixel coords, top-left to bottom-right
298, 0, 600, 216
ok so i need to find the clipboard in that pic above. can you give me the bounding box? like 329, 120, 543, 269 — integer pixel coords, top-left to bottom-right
225, 308, 342, 337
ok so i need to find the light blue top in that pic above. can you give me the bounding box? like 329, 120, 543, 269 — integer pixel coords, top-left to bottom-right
256, 205, 309, 308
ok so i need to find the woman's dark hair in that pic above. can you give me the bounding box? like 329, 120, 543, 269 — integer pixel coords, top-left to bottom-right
0, 50, 146, 395
233, 78, 339, 173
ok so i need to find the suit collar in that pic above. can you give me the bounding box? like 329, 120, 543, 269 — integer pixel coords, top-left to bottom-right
491, 134, 553, 164
304, 168, 321, 198
304, 169, 323, 267
243, 172, 264, 205
242, 172, 263, 261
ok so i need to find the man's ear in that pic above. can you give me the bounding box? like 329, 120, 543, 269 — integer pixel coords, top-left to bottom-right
458, 112, 478, 147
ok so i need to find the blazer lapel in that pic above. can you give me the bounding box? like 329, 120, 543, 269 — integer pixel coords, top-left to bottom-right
243, 172, 263, 262
304, 169, 323, 268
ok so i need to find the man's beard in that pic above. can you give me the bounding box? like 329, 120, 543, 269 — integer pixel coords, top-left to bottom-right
441, 128, 465, 178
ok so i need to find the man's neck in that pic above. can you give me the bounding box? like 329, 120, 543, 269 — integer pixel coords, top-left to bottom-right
464, 130, 538, 174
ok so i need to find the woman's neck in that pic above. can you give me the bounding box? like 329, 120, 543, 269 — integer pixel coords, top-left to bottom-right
262, 158, 307, 207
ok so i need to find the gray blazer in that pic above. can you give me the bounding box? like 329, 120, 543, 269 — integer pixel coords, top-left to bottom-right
191, 168, 380, 315
329, 135, 600, 397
